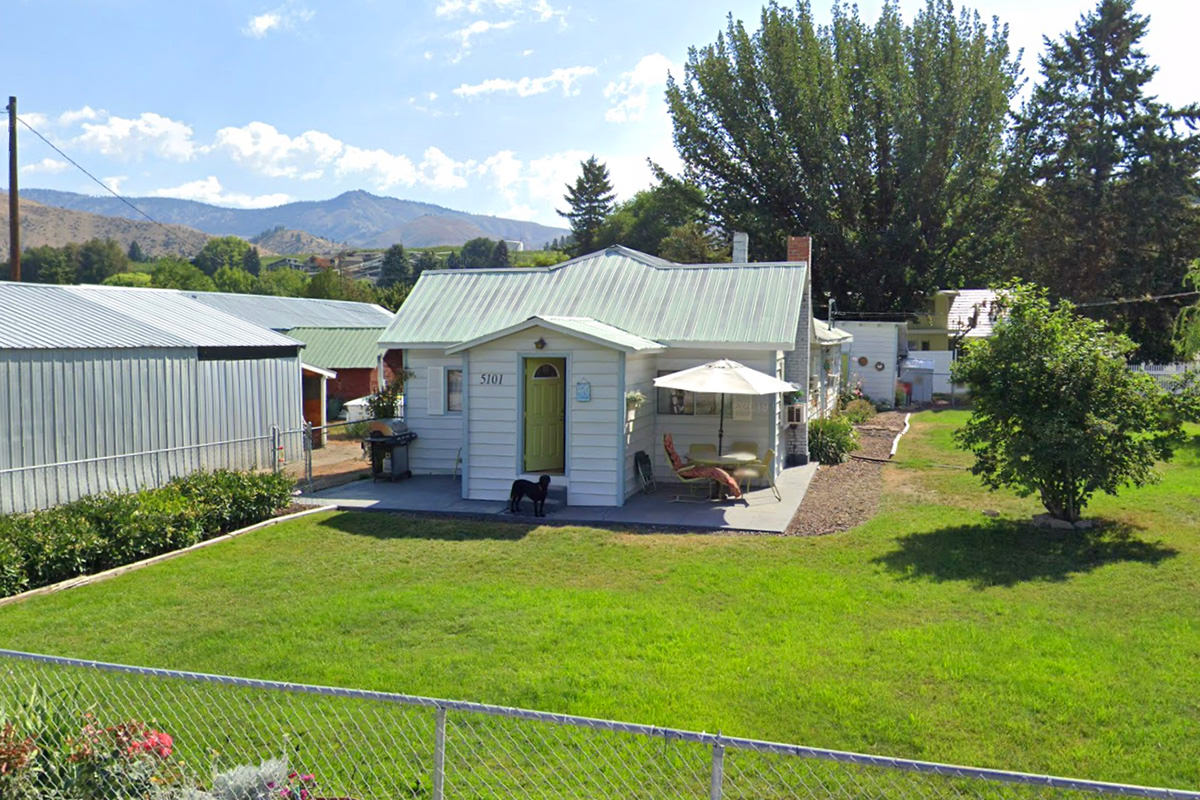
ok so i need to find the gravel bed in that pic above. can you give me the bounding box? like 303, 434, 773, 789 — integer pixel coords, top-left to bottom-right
785, 411, 908, 536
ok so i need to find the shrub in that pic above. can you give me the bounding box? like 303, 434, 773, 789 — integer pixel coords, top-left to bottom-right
842, 398, 876, 424
808, 417, 860, 464
0, 470, 295, 598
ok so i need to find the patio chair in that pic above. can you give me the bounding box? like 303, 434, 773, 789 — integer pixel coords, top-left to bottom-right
664, 434, 743, 503
730, 440, 759, 458
688, 442, 718, 463
734, 448, 780, 501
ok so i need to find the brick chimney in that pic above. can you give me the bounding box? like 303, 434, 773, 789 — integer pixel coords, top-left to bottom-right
731, 232, 749, 263
786, 235, 811, 263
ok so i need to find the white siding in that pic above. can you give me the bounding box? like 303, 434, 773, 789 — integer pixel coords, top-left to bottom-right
0, 348, 302, 514
464, 326, 622, 506
402, 349, 464, 475
651, 349, 779, 483
839, 322, 904, 407
623, 352, 658, 499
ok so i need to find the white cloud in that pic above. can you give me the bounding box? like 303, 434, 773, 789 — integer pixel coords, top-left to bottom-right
20, 157, 69, 175
243, 3, 314, 38
150, 176, 291, 208
451, 18, 515, 59
436, 0, 523, 17
19, 111, 49, 129
103, 175, 129, 194
58, 106, 99, 126
75, 112, 199, 161
604, 53, 678, 123
419, 147, 472, 190
521, 48, 534, 57
334, 145, 418, 190
453, 65, 596, 98
213, 121, 343, 179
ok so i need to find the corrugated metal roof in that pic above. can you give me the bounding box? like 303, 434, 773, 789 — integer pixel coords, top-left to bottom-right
186, 292, 393, 330
286, 327, 386, 369
380, 245, 808, 349
446, 315, 665, 354
0, 283, 192, 349
947, 290, 1000, 338
0, 282, 300, 350
70, 285, 301, 348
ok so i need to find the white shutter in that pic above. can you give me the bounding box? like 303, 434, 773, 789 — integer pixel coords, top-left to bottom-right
428, 366, 445, 415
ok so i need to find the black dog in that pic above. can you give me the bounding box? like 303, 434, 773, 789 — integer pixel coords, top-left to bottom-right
509, 475, 552, 516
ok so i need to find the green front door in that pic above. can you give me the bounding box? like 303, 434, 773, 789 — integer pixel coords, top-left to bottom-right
523, 357, 565, 473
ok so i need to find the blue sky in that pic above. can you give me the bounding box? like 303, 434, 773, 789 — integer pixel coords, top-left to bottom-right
4, 0, 1197, 228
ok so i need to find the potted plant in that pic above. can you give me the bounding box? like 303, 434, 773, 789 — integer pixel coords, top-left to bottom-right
365, 371, 411, 435
624, 390, 647, 411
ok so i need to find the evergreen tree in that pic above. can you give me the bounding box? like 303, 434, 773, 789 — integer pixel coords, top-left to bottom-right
242, 246, 262, 276
411, 250, 440, 282
558, 156, 615, 256
445, 251, 463, 270
127, 240, 147, 263
380, 243, 410, 287
492, 240, 510, 267
1008, 0, 1200, 360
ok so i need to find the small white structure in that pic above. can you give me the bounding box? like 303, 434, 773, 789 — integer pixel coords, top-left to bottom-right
0, 282, 305, 514
378, 244, 818, 506
837, 320, 907, 407
810, 319, 853, 417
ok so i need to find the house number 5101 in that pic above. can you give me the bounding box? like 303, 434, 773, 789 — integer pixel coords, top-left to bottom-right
480, 373, 503, 385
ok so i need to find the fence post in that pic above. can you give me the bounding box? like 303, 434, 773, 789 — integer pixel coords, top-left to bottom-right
709, 740, 724, 800
303, 422, 314, 492
271, 426, 280, 474
433, 705, 447, 800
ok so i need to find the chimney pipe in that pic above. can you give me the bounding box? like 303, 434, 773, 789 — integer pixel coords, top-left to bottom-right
786, 235, 810, 264
731, 231, 749, 264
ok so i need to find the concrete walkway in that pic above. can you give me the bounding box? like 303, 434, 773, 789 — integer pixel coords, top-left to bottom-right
298, 464, 817, 533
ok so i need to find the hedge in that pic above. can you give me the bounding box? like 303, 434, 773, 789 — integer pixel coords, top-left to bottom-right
808, 416, 860, 465
0, 470, 295, 598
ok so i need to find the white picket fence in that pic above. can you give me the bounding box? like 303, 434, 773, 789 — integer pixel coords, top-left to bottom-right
1129, 361, 1199, 386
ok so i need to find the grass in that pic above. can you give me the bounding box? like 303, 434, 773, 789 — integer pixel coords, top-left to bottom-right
1, 411, 1197, 788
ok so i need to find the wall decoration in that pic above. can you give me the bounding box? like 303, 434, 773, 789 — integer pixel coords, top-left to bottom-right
732, 395, 753, 421
575, 379, 591, 402
857, 356, 869, 366
874, 361, 886, 371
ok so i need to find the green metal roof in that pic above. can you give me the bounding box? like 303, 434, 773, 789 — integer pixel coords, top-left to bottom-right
379, 245, 810, 351
284, 327, 386, 369
446, 316, 666, 354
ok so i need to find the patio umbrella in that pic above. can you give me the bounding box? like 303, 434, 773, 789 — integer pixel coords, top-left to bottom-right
653, 359, 798, 454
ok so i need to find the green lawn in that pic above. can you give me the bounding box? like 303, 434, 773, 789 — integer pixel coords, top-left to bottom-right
2, 411, 1197, 788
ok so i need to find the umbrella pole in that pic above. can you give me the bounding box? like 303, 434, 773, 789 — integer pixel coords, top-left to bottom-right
718, 394, 726, 454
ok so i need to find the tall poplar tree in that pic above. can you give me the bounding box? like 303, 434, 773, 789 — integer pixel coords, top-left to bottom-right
1008, 0, 1200, 360
559, 156, 615, 256
666, 0, 1019, 311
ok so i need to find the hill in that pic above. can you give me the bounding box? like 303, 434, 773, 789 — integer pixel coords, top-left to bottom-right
1, 192, 211, 259
23, 189, 569, 249
250, 225, 343, 255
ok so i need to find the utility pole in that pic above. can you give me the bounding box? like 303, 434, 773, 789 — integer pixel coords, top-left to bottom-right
7, 96, 18, 282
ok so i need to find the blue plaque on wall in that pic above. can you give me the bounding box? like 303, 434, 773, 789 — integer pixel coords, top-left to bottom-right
575, 379, 591, 402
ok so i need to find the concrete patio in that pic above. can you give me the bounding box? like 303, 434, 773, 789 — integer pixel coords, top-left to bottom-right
298, 463, 817, 533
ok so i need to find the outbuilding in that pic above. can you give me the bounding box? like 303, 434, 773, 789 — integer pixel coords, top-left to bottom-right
0, 282, 304, 514
377, 242, 820, 507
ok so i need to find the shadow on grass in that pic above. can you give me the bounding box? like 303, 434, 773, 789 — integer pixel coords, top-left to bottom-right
318, 510, 539, 542
873, 520, 1178, 588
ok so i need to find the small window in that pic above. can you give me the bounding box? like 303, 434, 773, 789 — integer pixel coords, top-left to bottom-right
533, 364, 559, 379
920, 341, 930, 351
446, 368, 463, 412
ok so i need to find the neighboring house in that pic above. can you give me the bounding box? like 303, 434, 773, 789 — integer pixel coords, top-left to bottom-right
183, 291, 397, 443
377, 241, 817, 507
906, 289, 1000, 351
0, 282, 304, 514
837, 320, 908, 408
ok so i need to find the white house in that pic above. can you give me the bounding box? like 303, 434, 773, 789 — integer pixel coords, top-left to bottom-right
377, 241, 823, 507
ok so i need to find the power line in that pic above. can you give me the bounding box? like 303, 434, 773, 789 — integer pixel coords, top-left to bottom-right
1068, 290, 1200, 309
12, 113, 167, 229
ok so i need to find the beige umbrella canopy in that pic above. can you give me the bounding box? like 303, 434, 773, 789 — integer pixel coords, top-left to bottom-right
653, 359, 798, 453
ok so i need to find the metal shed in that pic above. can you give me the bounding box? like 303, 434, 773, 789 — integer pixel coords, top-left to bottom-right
899, 357, 935, 404
0, 282, 304, 514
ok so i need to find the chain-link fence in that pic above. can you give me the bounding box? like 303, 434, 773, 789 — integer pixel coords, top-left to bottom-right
1, 649, 1195, 800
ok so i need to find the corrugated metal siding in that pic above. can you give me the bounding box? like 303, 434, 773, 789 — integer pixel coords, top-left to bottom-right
284, 327, 385, 369
0, 348, 303, 514
186, 292, 393, 329
381, 247, 807, 349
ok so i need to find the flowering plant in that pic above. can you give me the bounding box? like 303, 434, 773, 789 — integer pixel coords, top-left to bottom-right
68, 716, 176, 799
268, 769, 317, 800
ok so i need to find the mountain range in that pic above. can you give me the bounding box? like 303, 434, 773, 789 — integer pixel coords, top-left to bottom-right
22, 189, 569, 250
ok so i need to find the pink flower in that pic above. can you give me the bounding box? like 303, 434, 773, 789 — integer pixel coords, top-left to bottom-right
300, 775, 314, 783
279, 789, 291, 798
300, 790, 309, 800
267, 782, 276, 789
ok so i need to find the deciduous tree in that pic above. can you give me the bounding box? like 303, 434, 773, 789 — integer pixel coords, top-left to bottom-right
194, 236, 252, 276
952, 281, 1184, 522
